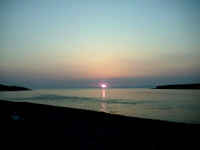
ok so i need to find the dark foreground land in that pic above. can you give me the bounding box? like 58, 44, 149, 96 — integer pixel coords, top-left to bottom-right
0, 100, 199, 150
0, 84, 31, 91
155, 83, 200, 89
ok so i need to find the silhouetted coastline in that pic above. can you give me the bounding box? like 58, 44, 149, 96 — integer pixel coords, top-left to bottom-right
0, 84, 31, 91
0, 100, 199, 149
155, 83, 200, 89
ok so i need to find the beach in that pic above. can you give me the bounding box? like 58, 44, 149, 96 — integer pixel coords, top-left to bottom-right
0, 100, 199, 149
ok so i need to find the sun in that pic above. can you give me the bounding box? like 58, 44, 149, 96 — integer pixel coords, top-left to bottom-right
100, 83, 107, 88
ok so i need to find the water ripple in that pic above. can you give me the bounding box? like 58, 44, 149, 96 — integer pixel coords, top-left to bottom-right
14, 94, 156, 105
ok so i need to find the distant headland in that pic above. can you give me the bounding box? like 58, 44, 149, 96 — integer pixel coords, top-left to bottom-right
0, 84, 31, 91
155, 83, 200, 89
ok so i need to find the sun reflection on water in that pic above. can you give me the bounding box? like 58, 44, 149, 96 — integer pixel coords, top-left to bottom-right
100, 89, 107, 113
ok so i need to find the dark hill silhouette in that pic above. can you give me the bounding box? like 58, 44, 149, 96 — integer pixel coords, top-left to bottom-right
0, 84, 31, 91
155, 83, 200, 89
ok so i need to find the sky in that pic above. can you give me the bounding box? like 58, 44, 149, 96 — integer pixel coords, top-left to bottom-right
0, 0, 200, 88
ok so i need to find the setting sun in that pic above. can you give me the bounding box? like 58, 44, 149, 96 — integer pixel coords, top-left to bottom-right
100, 84, 107, 88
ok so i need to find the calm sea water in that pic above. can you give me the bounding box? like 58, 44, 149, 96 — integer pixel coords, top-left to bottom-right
0, 88, 200, 124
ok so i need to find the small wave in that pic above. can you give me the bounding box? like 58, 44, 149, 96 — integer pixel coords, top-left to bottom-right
15, 94, 99, 101
14, 94, 155, 105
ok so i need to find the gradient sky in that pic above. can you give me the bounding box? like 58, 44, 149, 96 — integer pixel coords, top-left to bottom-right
0, 0, 200, 88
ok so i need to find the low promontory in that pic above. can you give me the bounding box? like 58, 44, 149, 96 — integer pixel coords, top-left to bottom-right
0, 84, 31, 91
155, 83, 200, 89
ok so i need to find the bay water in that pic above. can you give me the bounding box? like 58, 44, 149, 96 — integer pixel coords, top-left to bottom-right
1, 88, 200, 124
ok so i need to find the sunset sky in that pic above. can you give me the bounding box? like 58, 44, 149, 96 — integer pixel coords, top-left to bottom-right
0, 0, 200, 88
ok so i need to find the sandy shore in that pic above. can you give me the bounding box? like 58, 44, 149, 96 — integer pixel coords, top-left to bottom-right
0, 100, 199, 149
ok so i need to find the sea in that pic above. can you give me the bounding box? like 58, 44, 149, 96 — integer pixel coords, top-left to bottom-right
0, 88, 200, 124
